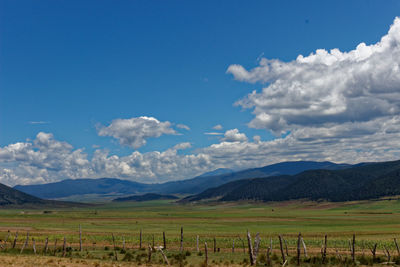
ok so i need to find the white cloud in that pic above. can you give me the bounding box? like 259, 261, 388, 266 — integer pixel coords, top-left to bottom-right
204, 132, 223, 136
212, 124, 223, 130
176, 124, 190, 131
3, 19, 400, 186
29, 121, 50, 125
228, 17, 400, 134
97, 117, 178, 149
221, 129, 248, 142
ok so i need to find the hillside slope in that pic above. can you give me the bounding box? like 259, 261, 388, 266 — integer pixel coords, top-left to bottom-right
15, 161, 351, 199
184, 160, 400, 202
14, 178, 152, 199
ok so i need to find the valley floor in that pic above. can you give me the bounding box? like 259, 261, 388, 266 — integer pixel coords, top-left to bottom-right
0, 199, 400, 266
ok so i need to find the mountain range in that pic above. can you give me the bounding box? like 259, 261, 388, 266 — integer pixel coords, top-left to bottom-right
14, 161, 350, 199
182, 160, 400, 202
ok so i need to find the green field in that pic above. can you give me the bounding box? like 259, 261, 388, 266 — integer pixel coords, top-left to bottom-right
1, 199, 400, 266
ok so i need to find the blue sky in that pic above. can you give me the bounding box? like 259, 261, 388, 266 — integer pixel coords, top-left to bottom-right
1, 1, 400, 185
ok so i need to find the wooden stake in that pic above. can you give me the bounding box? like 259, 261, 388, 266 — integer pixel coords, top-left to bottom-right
213, 237, 216, 253
247, 230, 255, 266
297, 233, 301, 266
111, 233, 118, 261
204, 242, 208, 267
159, 248, 170, 265
163, 231, 166, 250
232, 239, 235, 253
196, 235, 199, 252
148, 244, 152, 263
152, 234, 155, 249
270, 237, 273, 254
279, 235, 286, 264
20, 231, 29, 254
12, 231, 18, 249
43, 237, 49, 254
352, 233, 356, 262
384, 245, 391, 262
122, 236, 125, 250
180, 227, 183, 252
266, 247, 271, 266
1, 230, 10, 249
53, 238, 58, 256
254, 232, 261, 258
32, 238, 36, 254
301, 237, 307, 257
139, 229, 142, 249
322, 234, 327, 264
79, 224, 82, 252
62, 236, 66, 257
283, 236, 289, 256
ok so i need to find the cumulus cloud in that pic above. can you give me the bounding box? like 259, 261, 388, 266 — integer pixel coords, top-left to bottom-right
97, 117, 178, 149
212, 124, 223, 130
176, 124, 190, 131
221, 129, 248, 142
3, 19, 400, 186
228, 17, 400, 134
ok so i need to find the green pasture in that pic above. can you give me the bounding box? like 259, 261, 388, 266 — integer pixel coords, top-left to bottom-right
1, 199, 400, 252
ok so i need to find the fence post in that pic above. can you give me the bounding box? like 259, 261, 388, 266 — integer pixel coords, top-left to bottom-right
279, 235, 286, 264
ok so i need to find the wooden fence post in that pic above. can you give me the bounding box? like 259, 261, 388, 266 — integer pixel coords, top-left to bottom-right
53, 238, 58, 256
180, 227, 183, 252
297, 233, 301, 266
213, 237, 216, 253
43, 237, 49, 254
196, 235, 199, 252
139, 229, 142, 249
232, 239, 235, 253
247, 230, 255, 266
111, 233, 118, 261
254, 233, 261, 258
79, 224, 82, 252
159, 248, 170, 265
283, 236, 289, 256
20, 231, 29, 254
301, 236, 307, 257
62, 236, 66, 257
352, 234, 356, 262
322, 234, 327, 264
32, 238, 36, 254
279, 235, 286, 264
148, 244, 152, 263
1, 230, 10, 249
12, 231, 18, 249
163, 231, 166, 250
204, 242, 208, 267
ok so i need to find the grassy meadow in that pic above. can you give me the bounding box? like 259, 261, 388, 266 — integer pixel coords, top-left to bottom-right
1, 199, 400, 266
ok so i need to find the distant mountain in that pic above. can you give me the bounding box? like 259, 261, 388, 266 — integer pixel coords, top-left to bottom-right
151, 161, 350, 195
113, 193, 179, 202
0, 182, 84, 207
183, 160, 400, 202
198, 168, 234, 177
14, 161, 351, 199
14, 178, 152, 199
0, 183, 46, 205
